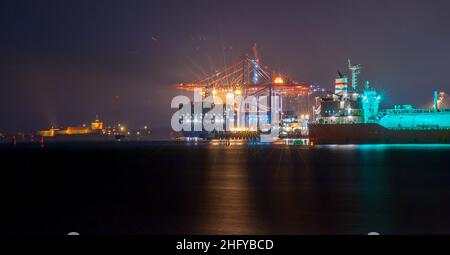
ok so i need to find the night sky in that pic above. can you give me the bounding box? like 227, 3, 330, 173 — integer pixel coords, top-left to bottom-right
1, 0, 450, 137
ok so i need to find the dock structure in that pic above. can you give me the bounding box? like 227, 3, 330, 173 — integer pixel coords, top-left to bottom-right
175, 47, 313, 139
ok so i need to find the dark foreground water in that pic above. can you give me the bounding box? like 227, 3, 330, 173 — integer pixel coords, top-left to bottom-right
2, 141, 450, 235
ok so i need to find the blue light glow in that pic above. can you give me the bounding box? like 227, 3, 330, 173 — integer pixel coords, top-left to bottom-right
319, 144, 450, 150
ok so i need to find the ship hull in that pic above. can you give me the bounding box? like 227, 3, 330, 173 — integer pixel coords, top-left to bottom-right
308, 123, 450, 144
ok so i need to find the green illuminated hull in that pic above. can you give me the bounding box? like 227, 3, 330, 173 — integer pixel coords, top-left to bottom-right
308, 123, 450, 144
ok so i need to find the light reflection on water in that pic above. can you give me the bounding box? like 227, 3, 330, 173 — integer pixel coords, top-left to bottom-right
192, 143, 450, 234
318, 144, 450, 150
3, 142, 450, 234
199, 145, 265, 234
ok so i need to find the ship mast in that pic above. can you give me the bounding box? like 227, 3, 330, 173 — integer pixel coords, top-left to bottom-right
348, 58, 361, 91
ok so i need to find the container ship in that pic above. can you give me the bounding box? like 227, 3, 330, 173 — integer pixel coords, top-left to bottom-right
308, 60, 450, 144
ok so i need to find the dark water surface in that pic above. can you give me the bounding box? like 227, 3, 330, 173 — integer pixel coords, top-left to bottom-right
2, 142, 450, 235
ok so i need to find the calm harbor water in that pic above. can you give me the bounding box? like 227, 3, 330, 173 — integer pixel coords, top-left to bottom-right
2, 141, 450, 235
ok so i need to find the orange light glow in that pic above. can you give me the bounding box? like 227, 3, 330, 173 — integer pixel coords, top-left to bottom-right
274, 77, 284, 84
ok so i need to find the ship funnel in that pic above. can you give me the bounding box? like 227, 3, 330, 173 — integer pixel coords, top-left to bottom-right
434, 91, 439, 112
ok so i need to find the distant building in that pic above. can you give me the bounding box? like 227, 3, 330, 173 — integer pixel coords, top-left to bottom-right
91, 116, 104, 130
37, 117, 104, 137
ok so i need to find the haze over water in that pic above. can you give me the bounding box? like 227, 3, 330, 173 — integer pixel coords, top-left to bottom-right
2, 142, 450, 235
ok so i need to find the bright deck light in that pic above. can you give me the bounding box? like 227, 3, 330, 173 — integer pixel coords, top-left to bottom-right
274, 77, 284, 84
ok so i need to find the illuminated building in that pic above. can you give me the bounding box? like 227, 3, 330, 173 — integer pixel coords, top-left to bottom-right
37, 116, 105, 137
91, 115, 104, 130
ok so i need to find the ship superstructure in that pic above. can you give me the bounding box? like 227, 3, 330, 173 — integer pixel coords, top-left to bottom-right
313, 59, 381, 126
